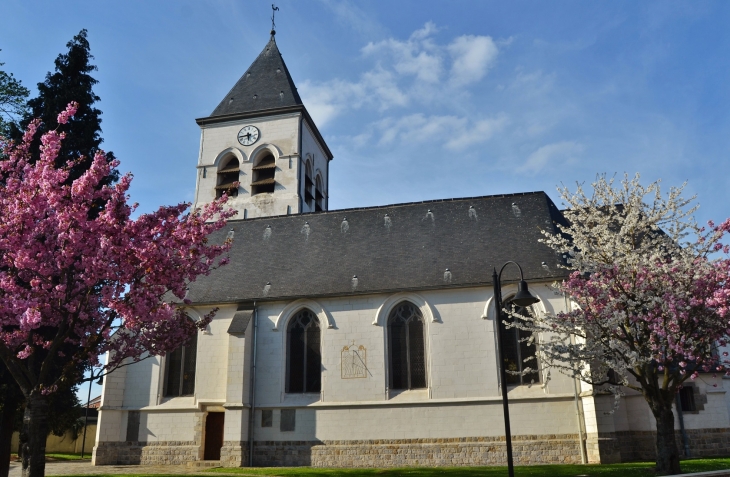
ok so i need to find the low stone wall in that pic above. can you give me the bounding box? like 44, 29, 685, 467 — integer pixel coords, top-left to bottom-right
93, 441, 200, 465
250, 434, 583, 468
96, 430, 730, 468
220, 441, 249, 467
586, 432, 621, 464
619, 428, 730, 461
586, 428, 730, 464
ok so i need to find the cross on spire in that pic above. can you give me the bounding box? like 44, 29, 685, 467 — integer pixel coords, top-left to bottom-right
271, 4, 279, 37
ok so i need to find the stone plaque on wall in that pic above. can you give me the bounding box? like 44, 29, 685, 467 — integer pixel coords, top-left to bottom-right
341, 343, 367, 379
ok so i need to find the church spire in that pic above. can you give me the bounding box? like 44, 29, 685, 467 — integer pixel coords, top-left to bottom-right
206, 29, 302, 119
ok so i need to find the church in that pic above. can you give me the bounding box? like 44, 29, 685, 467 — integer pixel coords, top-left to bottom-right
92, 31, 730, 468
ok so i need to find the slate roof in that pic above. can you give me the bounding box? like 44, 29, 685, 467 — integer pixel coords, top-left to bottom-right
185, 192, 570, 305
207, 37, 303, 118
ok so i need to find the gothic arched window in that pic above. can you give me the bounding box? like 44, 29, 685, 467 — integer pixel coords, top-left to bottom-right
251, 153, 276, 195
216, 156, 240, 198
286, 309, 321, 393
500, 299, 539, 385
388, 302, 426, 390
164, 329, 198, 397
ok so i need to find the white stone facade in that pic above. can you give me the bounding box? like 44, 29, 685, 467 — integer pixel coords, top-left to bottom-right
94, 283, 730, 467
193, 112, 329, 219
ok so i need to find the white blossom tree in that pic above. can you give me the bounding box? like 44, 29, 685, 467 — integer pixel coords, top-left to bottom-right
520, 174, 730, 475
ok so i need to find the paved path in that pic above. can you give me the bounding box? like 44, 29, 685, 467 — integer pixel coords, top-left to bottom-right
8, 461, 251, 477
9, 461, 730, 477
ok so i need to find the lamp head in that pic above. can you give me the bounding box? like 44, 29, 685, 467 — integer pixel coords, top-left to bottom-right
511, 280, 540, 307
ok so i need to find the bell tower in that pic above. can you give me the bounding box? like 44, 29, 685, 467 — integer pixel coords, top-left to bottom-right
193, 32, 333, 219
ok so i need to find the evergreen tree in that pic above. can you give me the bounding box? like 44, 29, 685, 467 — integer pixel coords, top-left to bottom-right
0, 53, 29, 138
14, 29, 117, 184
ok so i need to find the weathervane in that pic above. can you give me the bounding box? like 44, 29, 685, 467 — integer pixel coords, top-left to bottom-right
271, 4, 279, 37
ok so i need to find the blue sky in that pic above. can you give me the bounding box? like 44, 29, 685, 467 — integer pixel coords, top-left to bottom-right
2, 0, 730, 399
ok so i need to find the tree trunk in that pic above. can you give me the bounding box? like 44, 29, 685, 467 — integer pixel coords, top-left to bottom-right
20, 392, 49, 477
0, 404, 14, 477
653, 403, 681, 475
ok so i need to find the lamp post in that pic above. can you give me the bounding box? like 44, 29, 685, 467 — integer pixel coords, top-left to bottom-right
492, 261, 540, 477
80, 375, 103, 459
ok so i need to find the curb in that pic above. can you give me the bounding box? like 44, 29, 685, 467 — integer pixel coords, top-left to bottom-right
666, 470, 730, 477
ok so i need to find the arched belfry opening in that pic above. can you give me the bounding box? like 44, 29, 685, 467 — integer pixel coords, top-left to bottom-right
304, 160, 314, 208
215, 156, 240, 198
251, 152, 276, 195
315, 174, 325, 212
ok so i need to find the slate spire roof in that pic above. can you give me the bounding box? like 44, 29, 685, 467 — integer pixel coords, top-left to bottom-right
208, 37, 303, 118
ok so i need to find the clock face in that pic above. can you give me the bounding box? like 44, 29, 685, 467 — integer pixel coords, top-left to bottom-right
237, 125, 260, 146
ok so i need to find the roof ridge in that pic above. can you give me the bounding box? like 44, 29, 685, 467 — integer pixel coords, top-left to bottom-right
222, 191, 548, 224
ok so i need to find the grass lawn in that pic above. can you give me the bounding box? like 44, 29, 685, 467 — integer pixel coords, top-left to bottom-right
48, 457, 730, 477
198, 457, 730, 476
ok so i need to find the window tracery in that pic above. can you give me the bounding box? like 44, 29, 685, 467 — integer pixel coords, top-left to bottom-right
500, 298, 539, 385
286, 309, 321, 393
388, 301, 426, 390
164, 328, 198, 397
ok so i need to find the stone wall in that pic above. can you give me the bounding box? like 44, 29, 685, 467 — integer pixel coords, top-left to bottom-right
585, 432, 621, 464
586, 428, 730, 463
615, 428, 730, 461
93, 441, 199, 465
220, 441, 249, 467
249, 434, 582, 468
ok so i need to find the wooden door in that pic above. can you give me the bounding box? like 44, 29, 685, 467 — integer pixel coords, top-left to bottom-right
204, 412, 225, 460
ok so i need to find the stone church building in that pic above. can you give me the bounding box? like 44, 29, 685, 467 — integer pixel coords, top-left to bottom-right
92, 34, 730, 468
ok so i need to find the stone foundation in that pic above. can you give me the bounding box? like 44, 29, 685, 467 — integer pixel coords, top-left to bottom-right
95, 429, 730, 468
220, 441, 249, 467
587, 428, 730, 463
586, 432, 622, 464
618, 428, 730, 461
93, 441, 200, 465
252, 434, 583, 467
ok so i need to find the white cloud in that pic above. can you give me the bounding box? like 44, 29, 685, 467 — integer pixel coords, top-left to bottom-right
299, 23, 500, 126
448, 35, 499, 86
358, 113, 507, 150
299, 67, 408, 125
362, 22, 442, 83
519, 141, 584, 173
447, 115, 508, 149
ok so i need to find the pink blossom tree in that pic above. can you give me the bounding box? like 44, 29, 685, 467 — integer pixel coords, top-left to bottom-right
519, 174, 730, 475
0, 104, 235, 477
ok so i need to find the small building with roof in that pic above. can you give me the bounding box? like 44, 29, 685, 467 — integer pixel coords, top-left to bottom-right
92, 31, 730, 469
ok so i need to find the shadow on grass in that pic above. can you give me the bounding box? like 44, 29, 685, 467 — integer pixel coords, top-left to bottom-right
200, 457, 730, 477
46, 453, 93, 461
53, 457, 730, 477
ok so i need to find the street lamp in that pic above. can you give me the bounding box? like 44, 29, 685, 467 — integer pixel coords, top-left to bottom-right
80, 375, 103, 459
492, 261, 540, 477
